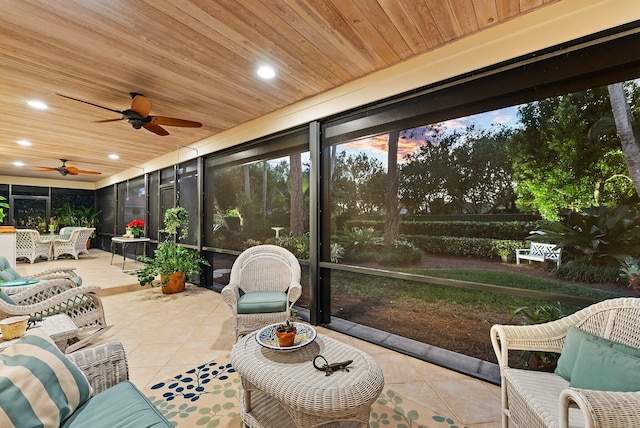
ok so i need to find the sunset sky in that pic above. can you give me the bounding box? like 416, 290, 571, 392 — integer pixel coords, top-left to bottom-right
342, 105, 520, 166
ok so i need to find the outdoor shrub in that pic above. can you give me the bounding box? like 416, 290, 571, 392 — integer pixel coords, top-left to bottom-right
620, 257, 640, 292
553, 260, 623, 284
343, 219, 533, 240
330, 242, 345, 263
405, 235, 525, 260
374, 240, 422, 266
341, 226, 382, 252
530, 205, 640, 264
275, 234, 310, 260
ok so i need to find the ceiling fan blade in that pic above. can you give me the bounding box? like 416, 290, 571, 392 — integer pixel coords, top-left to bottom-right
93, 118, 124, 123
151, 116, 202, 128
56, 93, 124, 115
33, 166, 58, 171
143, 122, 170, 136
75, 169, 102, 175
64, 166, 79, 175
130, 94, 152, 117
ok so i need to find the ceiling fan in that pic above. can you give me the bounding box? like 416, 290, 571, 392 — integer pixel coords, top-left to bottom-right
34, 159, 102, 176
57, 92, 203, 136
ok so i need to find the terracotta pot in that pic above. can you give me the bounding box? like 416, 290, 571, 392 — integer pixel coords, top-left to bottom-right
275, 325, 297, 347
161, 272, 186, 294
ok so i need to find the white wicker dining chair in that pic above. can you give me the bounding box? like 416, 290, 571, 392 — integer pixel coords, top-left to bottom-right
221, 245, 302, 340
53, 228, 94, 260
491, 298, 640, 428
0, 278, 111, 353
16, 229, 52, 263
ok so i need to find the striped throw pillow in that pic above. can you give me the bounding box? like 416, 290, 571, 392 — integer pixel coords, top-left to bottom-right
0, 329, 93, 427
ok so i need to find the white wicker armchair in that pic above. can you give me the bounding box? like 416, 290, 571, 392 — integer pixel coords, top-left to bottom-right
16, 229, 52, 263
53, 227, 94, 260
0, 278, 111, 353
491, 298, 640, 428
66, 341, 129, 394
221, 245, 302, 340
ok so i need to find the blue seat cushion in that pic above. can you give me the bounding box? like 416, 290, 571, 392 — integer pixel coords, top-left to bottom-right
237, 291, 287, 314
61, 381, 171, 427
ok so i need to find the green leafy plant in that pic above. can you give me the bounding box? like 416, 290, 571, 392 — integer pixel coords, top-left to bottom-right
0, 196, 9, 223
529, 205, 640, 264
510, 303, 567, 370
134, 242, 209, 286
620, 256, 640, 293
133, 207, 209, 287
330, 242, 345, 263
163, 206, 189, 240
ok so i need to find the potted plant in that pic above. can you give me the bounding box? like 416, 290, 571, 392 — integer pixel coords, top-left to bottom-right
126, 219, 145, 237
0, 196, 13, 232
275, 320, 297, 347
133, 207, 209, 294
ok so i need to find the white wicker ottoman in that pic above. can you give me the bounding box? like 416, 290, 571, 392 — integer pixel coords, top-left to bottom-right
231, 331, 385, 428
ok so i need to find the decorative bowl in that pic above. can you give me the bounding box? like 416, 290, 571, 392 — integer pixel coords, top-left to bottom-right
255, 322, 317, 352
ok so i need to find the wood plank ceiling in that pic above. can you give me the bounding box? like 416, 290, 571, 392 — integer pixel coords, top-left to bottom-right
0, 0, 557, 183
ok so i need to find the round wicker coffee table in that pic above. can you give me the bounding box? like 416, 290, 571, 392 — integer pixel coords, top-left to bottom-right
231, 331, 384, 428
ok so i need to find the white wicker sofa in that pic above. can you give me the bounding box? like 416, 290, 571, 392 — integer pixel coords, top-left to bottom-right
0, 333, 171, 427
491, 298, 640, 428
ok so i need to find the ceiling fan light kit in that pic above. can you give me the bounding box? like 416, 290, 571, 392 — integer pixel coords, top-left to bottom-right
57, 92, 202, 136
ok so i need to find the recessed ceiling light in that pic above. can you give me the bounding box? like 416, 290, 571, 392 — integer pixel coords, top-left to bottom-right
257, 65, 276, 79
27, 100, 48, 110
13, 161, 24, 167
17, 140, 32, 146
109, 154, 119, 160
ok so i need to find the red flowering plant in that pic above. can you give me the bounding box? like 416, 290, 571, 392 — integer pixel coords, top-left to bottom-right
127, 219, 145, 237
620, 257, 640, 294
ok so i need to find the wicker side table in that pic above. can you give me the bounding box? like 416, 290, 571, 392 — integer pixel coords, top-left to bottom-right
0, 314, 78, 352
231, 331, 384, 428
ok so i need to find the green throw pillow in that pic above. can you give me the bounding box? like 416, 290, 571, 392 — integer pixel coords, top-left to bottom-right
570, 337, 640, 391
0, 329, 93, 427
555, 326, 640, 381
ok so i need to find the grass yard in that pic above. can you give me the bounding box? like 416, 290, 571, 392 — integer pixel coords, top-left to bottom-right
324, 266, 628, 364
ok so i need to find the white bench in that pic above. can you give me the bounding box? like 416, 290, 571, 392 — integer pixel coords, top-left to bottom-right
516, 242, 562, 268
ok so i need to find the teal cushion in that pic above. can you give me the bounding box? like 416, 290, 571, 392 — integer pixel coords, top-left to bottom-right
0, 271, 13, 282
570, 337, 640, 391
0, 329, 93, 427
0, 290, 15, 304
2, 267, 22, 280
556, 326, 640, 381
70, 276, 83, 287
237, 291, 287, 314
61, 380, 172, 427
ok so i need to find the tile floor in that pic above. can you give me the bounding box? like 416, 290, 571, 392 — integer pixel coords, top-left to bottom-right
16, 249, 502, 427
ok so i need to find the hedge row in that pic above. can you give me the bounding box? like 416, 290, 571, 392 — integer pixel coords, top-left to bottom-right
344, 219, 534, 240
403, 235, 527, 260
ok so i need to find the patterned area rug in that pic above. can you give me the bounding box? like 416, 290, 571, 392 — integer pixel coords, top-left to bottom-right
143, 357, 468, 428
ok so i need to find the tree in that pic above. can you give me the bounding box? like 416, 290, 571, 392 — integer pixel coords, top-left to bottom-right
510, 86, 634, 220
608, 82, 640, 198
331, 151, 386, 216
289, 153, 305, 235
401, 126, 514, 214
384, 131, 400, 245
